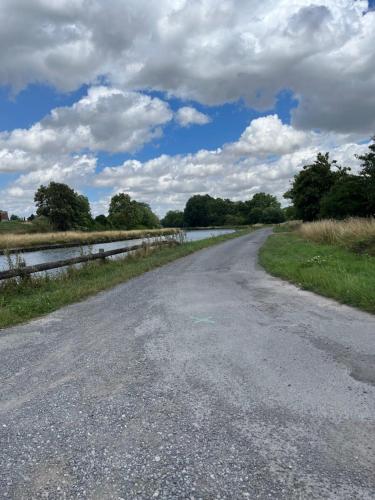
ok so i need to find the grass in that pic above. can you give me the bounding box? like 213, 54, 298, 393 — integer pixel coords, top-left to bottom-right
0, 228, 179, 250
0, 228, 252, 330
0, 221, 35, 235
298, 218, 375, 255
260, 230, 375, 314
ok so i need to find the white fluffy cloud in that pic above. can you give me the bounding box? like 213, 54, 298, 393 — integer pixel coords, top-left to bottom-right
175, 107, 211, 127
0, 1, 374, 134
0, 155, 97, 216
2, 113, 370, 216
229, 115, 307, 156
93, 115, 369, 216
0, 87, 173, 168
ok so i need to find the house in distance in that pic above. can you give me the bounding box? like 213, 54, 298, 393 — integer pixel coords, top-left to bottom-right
0, 210, 9, 222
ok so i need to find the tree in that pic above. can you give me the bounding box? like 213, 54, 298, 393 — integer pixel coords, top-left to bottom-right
137, 202, 160, 228
161, 210, 185, 228
284, 153, 347, 221
10, 214, 22, 221
261, 206, 286, 224
109, 193, 140, 229
283, 206, 297, 220
108, 193, 159, 229
250, 192, 280, 211
34, 182, 92, 231
94, 214, 110, 229
248, 207, 264, 224
357, 137, 375, 215
319, 175, 368, 219
244, 192, 282, 224
183, 192, 285, 226
184, 195, 216, 227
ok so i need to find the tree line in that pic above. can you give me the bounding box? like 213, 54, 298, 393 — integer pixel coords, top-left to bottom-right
284, 137, 375, 221
10, 137, 375, 230
161, 192, 286, 228
31, 184, 160, 231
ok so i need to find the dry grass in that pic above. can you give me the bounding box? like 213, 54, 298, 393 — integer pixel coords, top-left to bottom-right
0, 228, 179, 250
298, 218, 375, 254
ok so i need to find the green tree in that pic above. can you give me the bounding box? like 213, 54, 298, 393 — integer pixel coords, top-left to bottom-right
108, 193, 159, 229
109, 193, 140, 229
161, 210, 185, 228
284, 153, 347, 221
319, 175, 369, 219
94, 214, 110, 229
357, 137, 375, 215
248, 207, 264, 224
137, 202, 160, 228
245, 192, 282, 224
10, 214, 22, 221
184, 194, 216, 227
251, 192, 280, 211
283, 206, 297, 220
261, 206, 286, 224
34, 182, 92, 231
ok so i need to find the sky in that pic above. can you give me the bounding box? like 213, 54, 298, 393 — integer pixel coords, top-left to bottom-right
0, 0, 374, 218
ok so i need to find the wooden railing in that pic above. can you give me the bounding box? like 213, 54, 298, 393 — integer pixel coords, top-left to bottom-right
0, 240, 177, 281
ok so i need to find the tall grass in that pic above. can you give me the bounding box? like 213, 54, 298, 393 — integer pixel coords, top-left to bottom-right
0, 228, 179, 250
298, 218, 375, 254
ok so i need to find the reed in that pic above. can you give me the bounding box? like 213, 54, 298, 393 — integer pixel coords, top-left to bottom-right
0, 228, 179, 250
298, 218, 375, 254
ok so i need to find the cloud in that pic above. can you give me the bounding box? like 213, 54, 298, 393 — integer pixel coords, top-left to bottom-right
2, 113, 370, 216
93, 115, 369, 216
228, 115, 307, 156
0, 1, 374, 134
0, 87, 173, 169
175, 107, 211, 127
0, 155, 97, 216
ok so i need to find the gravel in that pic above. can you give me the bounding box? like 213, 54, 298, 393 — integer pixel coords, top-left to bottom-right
0, 229, 374, 499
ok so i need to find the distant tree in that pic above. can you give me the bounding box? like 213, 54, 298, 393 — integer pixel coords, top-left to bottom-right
27, 214, 36, 222
319, 175, 368, 219
283, 206, 297, 220
109, 193, 140, 229
357, 137, 375, 215
223, 213, 246, 226
137, 202, 160, 228
284, 153, 348, 221
184, 194, 216, 227
34, 182, 92, 231
183, 192, 285, 226
261, 206, 286, 224
10, 214, 22, 221
94, 214, 110, 229
161, 210, 185, 228
250, 193, 280, 211
244, 192, 282, 224
108, 193, 159, 229
248, 207, 264, 224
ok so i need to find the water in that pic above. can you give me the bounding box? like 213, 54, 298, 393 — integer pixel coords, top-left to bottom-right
0, 229, 234, 273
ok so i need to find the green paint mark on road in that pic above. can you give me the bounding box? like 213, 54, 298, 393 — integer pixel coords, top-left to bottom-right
191, 316, 216, 325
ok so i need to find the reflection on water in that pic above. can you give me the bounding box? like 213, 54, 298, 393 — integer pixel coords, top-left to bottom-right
0, 229, 235, 272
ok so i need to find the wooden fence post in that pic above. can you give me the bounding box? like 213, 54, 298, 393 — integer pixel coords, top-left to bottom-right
99, 248, 106, 262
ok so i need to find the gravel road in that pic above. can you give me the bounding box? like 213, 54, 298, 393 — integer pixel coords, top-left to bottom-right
1, 229, 374, 499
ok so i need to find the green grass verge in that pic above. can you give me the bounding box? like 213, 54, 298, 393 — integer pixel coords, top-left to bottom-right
0, 229, 252, 329
259, 232, 375, 314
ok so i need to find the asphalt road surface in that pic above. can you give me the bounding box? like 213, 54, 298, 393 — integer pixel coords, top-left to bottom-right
1, 229, 374, 499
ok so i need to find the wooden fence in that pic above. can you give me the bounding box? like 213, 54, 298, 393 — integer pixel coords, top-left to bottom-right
0, 240, 177, 281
